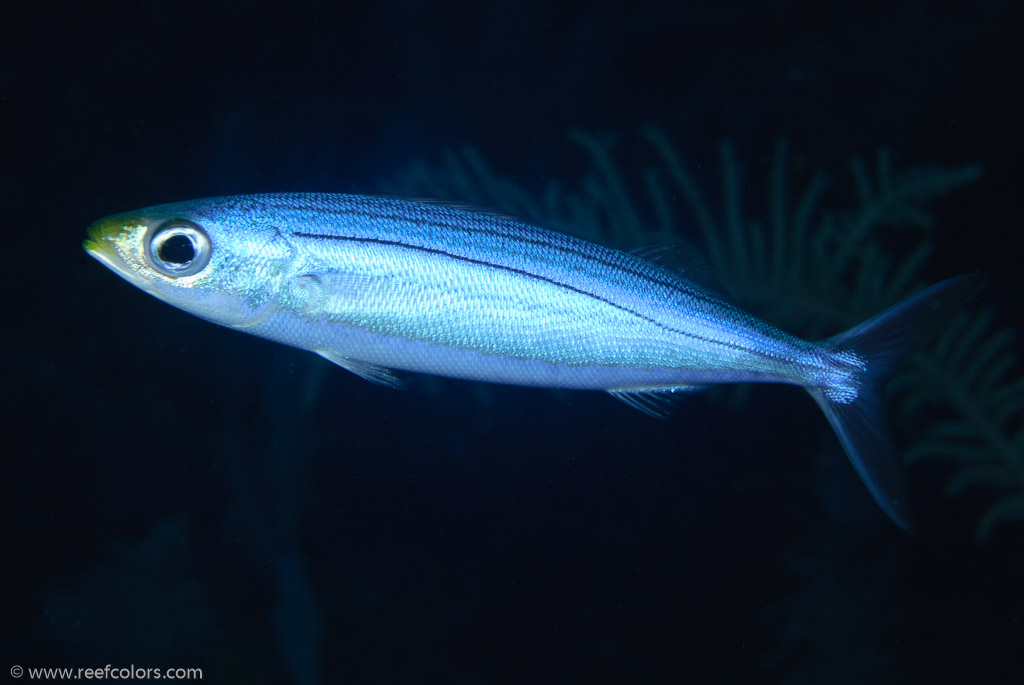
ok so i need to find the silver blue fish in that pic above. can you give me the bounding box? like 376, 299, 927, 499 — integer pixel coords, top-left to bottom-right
83, 193, 979, 530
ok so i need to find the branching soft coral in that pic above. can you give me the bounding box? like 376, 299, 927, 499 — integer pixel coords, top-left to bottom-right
381, 128, 1021, 541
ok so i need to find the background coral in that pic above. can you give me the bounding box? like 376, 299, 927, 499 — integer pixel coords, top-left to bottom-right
382, 129, 1021, 541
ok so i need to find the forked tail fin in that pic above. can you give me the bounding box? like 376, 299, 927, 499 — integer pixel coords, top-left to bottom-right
810, 274, 983, 531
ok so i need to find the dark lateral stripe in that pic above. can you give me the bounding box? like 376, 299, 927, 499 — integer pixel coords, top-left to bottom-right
277, 198, 732, 314
291, 230, 751, 354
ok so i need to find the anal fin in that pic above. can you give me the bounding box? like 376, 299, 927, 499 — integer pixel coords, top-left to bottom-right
317, 350, 405, 389
608, 385, 706, 419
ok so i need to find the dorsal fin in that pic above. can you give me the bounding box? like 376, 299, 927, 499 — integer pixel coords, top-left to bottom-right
405, 197, 530, 223
630, 242, 733, 302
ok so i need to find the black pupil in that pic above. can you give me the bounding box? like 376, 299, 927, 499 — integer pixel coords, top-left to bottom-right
159, 234, 195, 265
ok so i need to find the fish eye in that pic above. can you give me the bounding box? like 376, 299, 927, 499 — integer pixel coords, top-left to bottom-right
146, 220, 211, 277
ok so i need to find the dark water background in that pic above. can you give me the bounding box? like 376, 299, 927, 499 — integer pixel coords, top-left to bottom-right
3, 1, 1022, 683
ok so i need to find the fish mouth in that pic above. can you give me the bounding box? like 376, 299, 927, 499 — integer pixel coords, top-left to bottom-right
83, 238, 119, 272
82, 215, 151, 289
82, 214, 143, 261
83, 217, 118, 254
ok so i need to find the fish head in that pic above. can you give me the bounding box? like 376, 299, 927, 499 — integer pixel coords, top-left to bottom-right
83, 199, 294, 328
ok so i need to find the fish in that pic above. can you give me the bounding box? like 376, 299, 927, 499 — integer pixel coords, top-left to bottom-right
83, 192, 980, 530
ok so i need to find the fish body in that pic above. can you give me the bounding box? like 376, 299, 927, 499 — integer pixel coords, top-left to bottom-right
84, 193, 979, 530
